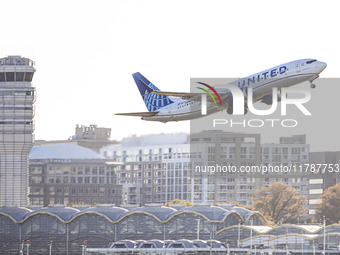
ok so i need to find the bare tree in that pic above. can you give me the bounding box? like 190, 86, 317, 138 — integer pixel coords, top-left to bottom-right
316, 183, 340, 224
253, 182, 306, 224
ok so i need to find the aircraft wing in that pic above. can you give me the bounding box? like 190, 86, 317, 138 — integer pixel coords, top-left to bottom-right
115, 111, 159, 117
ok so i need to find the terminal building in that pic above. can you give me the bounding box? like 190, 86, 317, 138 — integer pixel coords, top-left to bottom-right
0, 204, 264, 255
0, 56, 36, 206
1, 204, 340, 255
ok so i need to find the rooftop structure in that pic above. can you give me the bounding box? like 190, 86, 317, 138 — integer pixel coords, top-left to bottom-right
35, 124, 118, 152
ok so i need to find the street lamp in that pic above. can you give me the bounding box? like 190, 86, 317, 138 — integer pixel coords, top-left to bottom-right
226, 240, 230, 255
238, 219, 241, 248
20, 240, 24, 255
196, 217, 201, 240
49, 240, 53, 255
323, 216, 326, 255
250, 218, 254, 254
209, 231, 212, 255
25, 240, 30, 255
81, 240, 88, 255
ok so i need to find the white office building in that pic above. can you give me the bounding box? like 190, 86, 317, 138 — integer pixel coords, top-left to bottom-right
102, 133, 191, 205
102, 132, 313, 208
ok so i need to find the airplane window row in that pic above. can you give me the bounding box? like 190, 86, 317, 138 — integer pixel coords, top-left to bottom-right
178, 101, 194, 109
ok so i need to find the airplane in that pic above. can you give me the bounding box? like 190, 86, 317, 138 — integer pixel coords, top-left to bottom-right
115, 59, 327, 122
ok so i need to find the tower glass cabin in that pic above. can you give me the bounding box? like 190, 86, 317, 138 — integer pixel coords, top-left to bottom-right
0, 56, 36, 206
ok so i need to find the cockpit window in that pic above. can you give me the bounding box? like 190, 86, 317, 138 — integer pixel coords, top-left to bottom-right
306, 59, 317, 64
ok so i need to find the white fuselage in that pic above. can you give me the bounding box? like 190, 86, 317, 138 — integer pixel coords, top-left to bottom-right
142, 59, 327, 122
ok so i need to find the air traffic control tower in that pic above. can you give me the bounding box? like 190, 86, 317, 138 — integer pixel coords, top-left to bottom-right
0, 56, 36, 206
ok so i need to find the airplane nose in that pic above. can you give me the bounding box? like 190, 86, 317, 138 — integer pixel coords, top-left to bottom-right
318, 61, 327, 72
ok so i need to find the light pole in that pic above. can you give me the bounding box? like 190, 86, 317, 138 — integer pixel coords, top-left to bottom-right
313, 240, 315, 255
196, 217, 201, 240
250, 218, 253, 254
84, 240, 87, 255
209, 231, 212, 255
25, 240, 30, 255
49, 240, 53, 255
323, 216, 326, 255
238, 219, 241, 248
81, 240, 87, 255
20, 240, 24, 255
286, 227, 289, 255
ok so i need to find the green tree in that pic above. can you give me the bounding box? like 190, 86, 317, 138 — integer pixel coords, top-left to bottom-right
252, 182, 306, 224
316, 183, 340, 224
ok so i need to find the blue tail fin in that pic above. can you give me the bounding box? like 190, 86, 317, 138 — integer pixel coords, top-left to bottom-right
132, 72, 174, 112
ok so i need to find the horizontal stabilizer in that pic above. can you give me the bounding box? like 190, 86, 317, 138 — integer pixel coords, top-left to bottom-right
115, 111, 159, 117
152, 91, 201, 100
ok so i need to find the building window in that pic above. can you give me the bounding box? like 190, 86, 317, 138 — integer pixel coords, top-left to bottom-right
99, 167, 105, 175
71, 167, 76, 175
63, 167, 70, 175
77, 167, 83, 175
86, 187, 91, 195
100, 188, 105, 196
85, 167, 90, 175
24, 72, 33, 82
31, 176, 42, 184
6, 72, 15, 81
92, 167, 97, 175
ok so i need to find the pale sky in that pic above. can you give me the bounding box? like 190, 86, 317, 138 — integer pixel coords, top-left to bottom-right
1, 0, 339, 142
